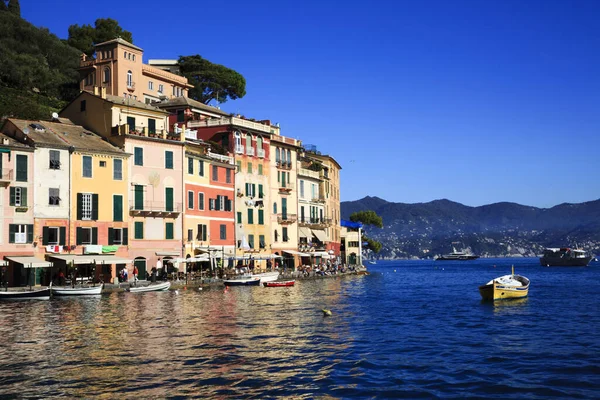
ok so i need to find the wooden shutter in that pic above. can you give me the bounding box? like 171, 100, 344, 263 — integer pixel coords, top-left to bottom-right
76, 227, 83, 244
258, 210, 264, 225
92, 227, 98, 244
258, 184, 263, 198
60, 227, 66, 246
92, 194, 99, 220
8, 224, 15, 243
252, 184, 256, 197
202, 225, 207, 241
27, 225, 33, 243
123, 228, 128, 245
21, 188, 27, 206
42, 226, 49, 245
77, 193, 83, 220
113, 195, 123, 222
108, 228, 114, 245
9, 187, 15, 206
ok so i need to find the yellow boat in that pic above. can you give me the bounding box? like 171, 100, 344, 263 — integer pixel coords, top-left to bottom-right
479, 266, 530, 301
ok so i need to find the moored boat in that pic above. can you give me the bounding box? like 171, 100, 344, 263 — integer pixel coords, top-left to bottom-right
264, 280, 295, 287
252, 271, 280, 283
52, 284, 103, 296
479, 267, 530, 301
0, 286, 51, 300
127, 281, 171, 293
539, 247, 592, 267
436, 242, 479, 260
224, 276, 261, 286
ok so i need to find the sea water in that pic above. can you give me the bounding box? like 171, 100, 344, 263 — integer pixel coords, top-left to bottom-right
0, 257, 599, 398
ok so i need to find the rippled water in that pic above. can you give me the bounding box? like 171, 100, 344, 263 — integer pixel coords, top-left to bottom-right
1, 258, 599, 398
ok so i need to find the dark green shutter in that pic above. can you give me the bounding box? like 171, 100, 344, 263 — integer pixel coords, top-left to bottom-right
237, 212, 242, 223
27, 225, 33, 243
9, 187, 15, 206
248, 209, 253, 224
60, 227, 66, 246
16, 154, 27, 182
123, 228, 128, 245
258, 184, 263, 198
199, 160, 204, 176
134, 185, 143, 210
202, 225, 207, 241
9, 224, 15, 243
166, 223, 173, 239
258, 210, 264, 225
113, 195, 122, 222
42, 226, 49, 245
77, 193, 83, 220
188, 157, 193, 174
92, 194, 99, 220
92, 227, 98, 244
21, 188, 27, 206
165, 188, 173, 211
76, 227, 83, 244
135, 222, 143, 239
245, 183, 249, 196
252, 184, 256, 197
108, 228, 114, 245
148, 118, 156, 134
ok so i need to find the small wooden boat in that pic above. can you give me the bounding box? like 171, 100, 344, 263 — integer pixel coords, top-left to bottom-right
264, 280, 295, 287
252, 271, 280, 283
0, 286, 51, 300
224, 276, 261, 286
52, 285, 103, 296
479, 267, 530, 301
127, 281, 171, 293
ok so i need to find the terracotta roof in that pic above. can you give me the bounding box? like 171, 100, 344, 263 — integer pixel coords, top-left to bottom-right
156, 97, 229, 116
104, 94, 168, 113
94, 38, 143, 52
5, 119, 127, 155
0, 132, 32, 150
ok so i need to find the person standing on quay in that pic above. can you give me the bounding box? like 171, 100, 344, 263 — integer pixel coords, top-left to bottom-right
133, 265, 138, 283
156, 258, 164, 280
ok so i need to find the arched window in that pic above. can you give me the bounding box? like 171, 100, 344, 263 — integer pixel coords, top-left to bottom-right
257, 136, 263, 150
234, 131, 242, 152
245, 134, 252, 150
124, 51, 127, 59
127, 70, 132, 87
281, 148, 286, 164
103, 68, 111, 83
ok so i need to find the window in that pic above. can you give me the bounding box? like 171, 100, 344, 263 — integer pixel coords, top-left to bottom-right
220, 224, 226, 240
258, 209, 264, 225
198, 192, 204, 210
258, 164, 263, 175
273, 202, 277, 214
237, 212, 242, 224
283, 227, 289, 242
45, 227, 60, 245
274, 230, 278, 242
188, 158, 194, 174
113, 159, 122, 180
226, 169, 231, 183
165, 151, 173, 169
259, 235, 266, 249
134, 221, 144, 239
16, 154, 27, 182
113, 195, 123, 222
177, 110, 184, 122
9, 224, 33, 244
10, 187, 27, 206
134, 185, 144, 210
247, 162, 252, 174
197, 224, 207, 241
247, 209, 254, 224
148, 81, 154, 90
49, 150, 60, 169
198, 160, 204, 176
217, 195, 225, 211
287, 149, 292, 166
76, 227, 97, 245
103, 68, 110, 83
112, 228, 123, 245
258, 184, 264, 199
127, 70, 133, 87
82, 155, 92, 178
134, 147, 143, 166
158, 84, 164, 93
49, 188, 60, 206
299, 180, 305, 198
236, 160, 242, 172
248, 234, 255, 249
100, 161, 106, 167
245, 183, 256, 197
212, 165, 218, 181
124, 51, 127, 58
165, 188, 174, 212
148, 118, 156, 134
188, 229, 193, 241
80, 193, 93, 220
166, 222, 174, 240
276, 148, 280, 163
188, 191, 194, 209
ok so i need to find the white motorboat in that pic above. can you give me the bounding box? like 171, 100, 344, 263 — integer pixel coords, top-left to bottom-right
52, 284, 103, 296
127, 281, 171, 293
251, 271, 280, 283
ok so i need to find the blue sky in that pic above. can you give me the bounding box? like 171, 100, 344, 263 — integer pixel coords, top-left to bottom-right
23, 0, 600, 208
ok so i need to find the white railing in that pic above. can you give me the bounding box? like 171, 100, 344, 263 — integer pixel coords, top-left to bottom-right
257, 148, 265, 158
235, 145, 244, 154
207, 151, 234, 164
174, 125, 197, 140
246, 147, 255, 156
188, 116, 272, 133
298, 168, 320, 179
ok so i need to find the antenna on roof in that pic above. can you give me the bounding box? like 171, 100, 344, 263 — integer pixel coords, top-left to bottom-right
51, 112, 59, 121
23, 127, 30, 135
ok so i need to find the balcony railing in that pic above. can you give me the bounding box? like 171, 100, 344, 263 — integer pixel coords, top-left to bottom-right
246, 147, 255, 156
277, 213, 297, 224
278, 182, 294, 193
188, 116, 273, 134
235, 145, 244, 154
276, 161, 292, 170
298, 217, 331, 227
127, 82, 136, 91
312, 196, 326, 203
174, 124, 197, 140
207, 151, 234, 164
257, 148, 265, 158
0, 168, 12, 185
130, 201, 183, 216
298, 168, 320, 179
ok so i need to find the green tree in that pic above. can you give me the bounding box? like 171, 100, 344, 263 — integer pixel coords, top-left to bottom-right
67, 18, 133, 56
178, 55, 246, 104
0, 1, 8, 12
7, 0, 19, 16
350, 210, 384, 253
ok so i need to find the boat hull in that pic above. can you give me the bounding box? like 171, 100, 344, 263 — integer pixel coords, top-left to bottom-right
252, 271, 280, 283
264, 280, 295, 287
436, 255, 479, 261
128, 281, 171, 293
0, 287, 51, 300
52, 285, 103, 296
224, 277, 261, 286
479, 275, 530, 301
539, 256, 592, 267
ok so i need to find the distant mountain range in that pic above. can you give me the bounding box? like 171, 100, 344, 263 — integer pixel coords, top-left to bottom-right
340, 196, 600, 259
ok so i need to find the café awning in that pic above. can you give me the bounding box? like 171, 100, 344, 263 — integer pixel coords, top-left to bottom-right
312, 229, 327, 242
155, 251, 180, 256
283, 250, 312, 257
48, 255, 133, 264
5, 256, 53, 268
298, 227, 311, 238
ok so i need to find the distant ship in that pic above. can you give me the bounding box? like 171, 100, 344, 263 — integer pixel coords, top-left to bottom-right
539, 247, 593, 267
436, 243, 479, 261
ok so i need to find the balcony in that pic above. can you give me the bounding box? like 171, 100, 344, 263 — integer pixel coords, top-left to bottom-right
277, 213, 297, 224
278, 182, 294, 194
298, 168, 320, 179
235, 145, 244, 154
207, 151, 234, 164
276, 161, 292, 170
246, 147, 255, 156
188, 116, 273, 134
127, 82, 136, 91
129, 201, 182, 217
312, 196, 326, 203
298, 217, 331, 228
257, 148, 265, 158
0, 168, 12, 186
174, 124, 197, 140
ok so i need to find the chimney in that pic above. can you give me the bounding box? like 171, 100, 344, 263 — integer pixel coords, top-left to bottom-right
101, 86, 106, 99
2, 138, 8, 145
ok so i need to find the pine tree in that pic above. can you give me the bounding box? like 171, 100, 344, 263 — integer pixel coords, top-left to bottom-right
0, 1, 7, 11
7, 0, 20, 16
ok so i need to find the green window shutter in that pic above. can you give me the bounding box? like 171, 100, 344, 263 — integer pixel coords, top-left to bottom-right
220, 224, 226, 240
123, 228, 128, 245
148, 118, 156, 134
113, 195, 123, 222
27, 225, 33, 243
21, 188, 27, 206
258, 164, 263, 175
9, 187, 15, 206
237, 212, 242, 224
248, 234, 254, 249
134, 185, 144, 210
245, 183, 249, 196
16, 154, 27, 182
108, 228, 114, 245
77, 193, 83, 220
76, 227, 83, 244
92, 194, 99, 220
202, 225, 207, 241
247, 209, 253, 224
166, 222, 174, 239
165, 188, 173, 211
252, 184, 256, 197
60, 227, 66, 246
165, 151, 173, 169
8, 224, 15, 243
199, 160, 204, 176
135, 222, 143, 239
188, 157, 193, 174
258, 184, 263, 198
92, 227, 98, 244
259, 235, 265, 248
42, 226, 49, 245
258, 209, 264, 225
